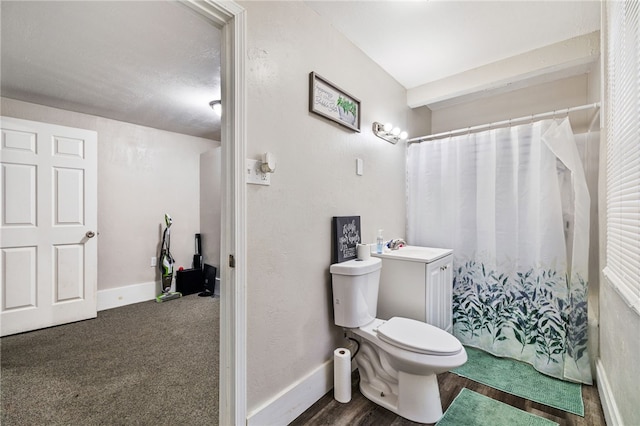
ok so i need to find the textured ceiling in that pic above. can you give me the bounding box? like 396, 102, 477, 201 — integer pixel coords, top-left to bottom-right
1, 1, 222, 140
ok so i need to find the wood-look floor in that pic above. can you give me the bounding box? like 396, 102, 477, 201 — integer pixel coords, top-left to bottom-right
290, 370, 606, 426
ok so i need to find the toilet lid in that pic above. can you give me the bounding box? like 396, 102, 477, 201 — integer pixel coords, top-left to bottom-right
376, 317, 462, 355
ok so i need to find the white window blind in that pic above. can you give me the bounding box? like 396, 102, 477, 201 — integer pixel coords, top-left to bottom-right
604, 0, 640, 314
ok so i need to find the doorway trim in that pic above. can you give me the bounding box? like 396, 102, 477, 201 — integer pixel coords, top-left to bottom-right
183, 1, 247, 424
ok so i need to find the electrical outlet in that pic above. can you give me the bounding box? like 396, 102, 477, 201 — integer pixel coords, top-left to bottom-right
246, 158, 270, 185
151, 256, 157, 267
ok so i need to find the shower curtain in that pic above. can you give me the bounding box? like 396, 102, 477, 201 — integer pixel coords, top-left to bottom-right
407, 118, 592, 384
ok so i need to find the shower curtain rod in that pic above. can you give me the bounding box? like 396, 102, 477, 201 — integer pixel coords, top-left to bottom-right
407, 102, 601, 144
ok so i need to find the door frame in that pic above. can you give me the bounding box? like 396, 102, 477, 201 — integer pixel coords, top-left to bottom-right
183, 1, 247, 424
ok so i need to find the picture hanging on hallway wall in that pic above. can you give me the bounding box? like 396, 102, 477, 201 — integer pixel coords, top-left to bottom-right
309, 72, 361, 132
332, 216, 361, 263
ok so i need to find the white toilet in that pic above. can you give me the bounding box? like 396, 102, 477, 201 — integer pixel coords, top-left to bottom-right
330, 257, 467, 424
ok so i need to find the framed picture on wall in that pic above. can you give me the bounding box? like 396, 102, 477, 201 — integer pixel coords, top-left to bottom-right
309, 72, 361, 132
332, 216, 361, 263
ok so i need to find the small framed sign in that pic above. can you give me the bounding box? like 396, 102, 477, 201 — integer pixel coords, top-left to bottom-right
309, 72, 361, 132
332, 216, 361, 263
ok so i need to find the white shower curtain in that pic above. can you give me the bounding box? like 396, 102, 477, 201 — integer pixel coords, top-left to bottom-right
407, 118, 592, 384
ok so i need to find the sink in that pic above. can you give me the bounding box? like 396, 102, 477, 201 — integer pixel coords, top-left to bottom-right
371, 245, 452, 263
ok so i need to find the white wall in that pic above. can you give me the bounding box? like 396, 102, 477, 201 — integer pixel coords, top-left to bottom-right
1, 97, 217, 297
430, 74, 591, 134
97, 119, 214, 291
597, 5, 640, 424
240, 1, 407, 416
598, 280, 640, 424
408, 105, 432, 140
585, 59, 602, 373
200, 148, 221, 270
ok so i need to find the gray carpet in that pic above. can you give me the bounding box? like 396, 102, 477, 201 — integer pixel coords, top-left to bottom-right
1, 294, 219, 425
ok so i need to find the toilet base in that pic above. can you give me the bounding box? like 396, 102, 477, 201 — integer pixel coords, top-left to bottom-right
359, 370, 443, 424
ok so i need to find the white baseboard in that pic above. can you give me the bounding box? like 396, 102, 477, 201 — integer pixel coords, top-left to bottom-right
97, 281, 158, 311
247, 358, 335, 426
596, 358, 623, 426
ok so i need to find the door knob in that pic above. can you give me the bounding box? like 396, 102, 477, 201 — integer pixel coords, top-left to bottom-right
86, 231, 96, 238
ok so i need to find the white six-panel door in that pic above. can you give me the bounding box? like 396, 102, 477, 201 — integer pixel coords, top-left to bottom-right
1, 117, 97, 336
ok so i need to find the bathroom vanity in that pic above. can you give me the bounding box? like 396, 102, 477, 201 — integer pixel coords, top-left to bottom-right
372, 246, 453, 332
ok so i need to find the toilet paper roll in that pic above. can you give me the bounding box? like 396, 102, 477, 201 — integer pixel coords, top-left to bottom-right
357, 244, 370, 260
333, 348, 351, 403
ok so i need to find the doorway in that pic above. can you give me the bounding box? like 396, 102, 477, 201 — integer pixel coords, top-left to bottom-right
184, 2, 247, 423
0, 0, 247, 423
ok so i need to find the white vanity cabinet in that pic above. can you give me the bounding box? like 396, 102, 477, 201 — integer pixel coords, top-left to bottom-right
372, 246, 454, 332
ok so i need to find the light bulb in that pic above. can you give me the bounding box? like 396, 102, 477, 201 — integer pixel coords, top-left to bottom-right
399, 131, 408, 140
383, 123, 393, 132
391, 127, 401, 137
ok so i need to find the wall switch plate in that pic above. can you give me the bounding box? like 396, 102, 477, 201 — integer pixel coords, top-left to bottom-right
151, 256, 157, 267
356, 158, 363, 176
246, 158, 271, 185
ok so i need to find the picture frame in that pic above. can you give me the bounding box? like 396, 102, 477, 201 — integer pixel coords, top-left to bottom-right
309, 72, 361, 132
332, 216, 361, 263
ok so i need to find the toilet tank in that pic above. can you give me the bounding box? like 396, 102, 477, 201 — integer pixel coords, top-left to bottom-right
330, 257, 381, 328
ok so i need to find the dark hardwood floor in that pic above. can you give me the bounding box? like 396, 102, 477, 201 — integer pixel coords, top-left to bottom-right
290, 370, 606, 426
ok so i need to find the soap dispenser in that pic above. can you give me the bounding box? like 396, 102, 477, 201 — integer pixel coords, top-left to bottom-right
376, 229, 384, 254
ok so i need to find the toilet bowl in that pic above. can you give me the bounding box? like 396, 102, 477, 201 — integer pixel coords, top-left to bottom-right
350, 317, 466, 423
330, 257, 467, 423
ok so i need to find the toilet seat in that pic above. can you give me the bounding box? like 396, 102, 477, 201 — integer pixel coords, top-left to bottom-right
376, 317, 462, 356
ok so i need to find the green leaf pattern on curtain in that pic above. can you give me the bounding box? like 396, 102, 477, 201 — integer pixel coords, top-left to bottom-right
453, 260, 589, 378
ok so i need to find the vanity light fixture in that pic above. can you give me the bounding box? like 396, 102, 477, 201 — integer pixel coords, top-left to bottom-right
209, 100, 222, 116
372, 122, 408, 144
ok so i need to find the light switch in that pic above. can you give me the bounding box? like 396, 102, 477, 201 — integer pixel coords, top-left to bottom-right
356, 158, 363, 176
246, 158, 271, 185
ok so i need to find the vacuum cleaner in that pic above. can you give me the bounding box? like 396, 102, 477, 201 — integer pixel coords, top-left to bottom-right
156, 213, 182, 303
